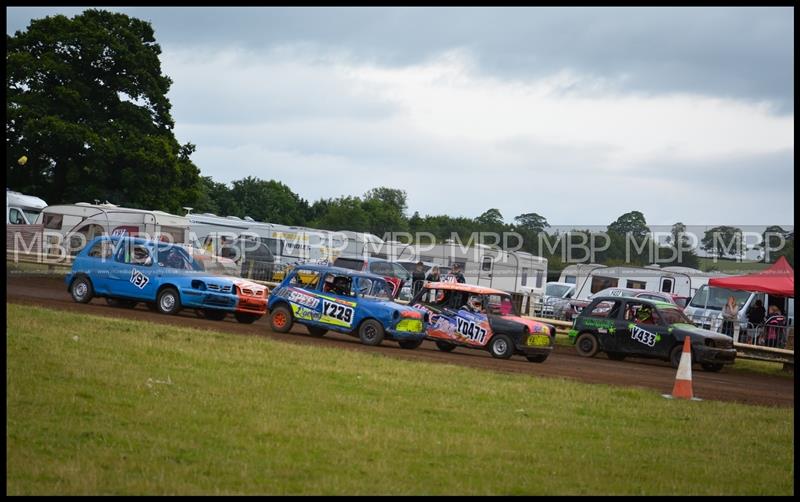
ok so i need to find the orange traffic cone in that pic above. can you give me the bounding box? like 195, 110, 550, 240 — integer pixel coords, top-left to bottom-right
663, 337, 702, 401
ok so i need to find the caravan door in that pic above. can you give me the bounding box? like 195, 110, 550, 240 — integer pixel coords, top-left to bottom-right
477, 255, 493, 287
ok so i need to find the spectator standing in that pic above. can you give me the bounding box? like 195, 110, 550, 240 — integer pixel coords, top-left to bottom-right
721, 295, 739, 338
411, 261, 426, 296
764, 305, 787, 347
426, 266, 441, 283
450, 263, 466, 283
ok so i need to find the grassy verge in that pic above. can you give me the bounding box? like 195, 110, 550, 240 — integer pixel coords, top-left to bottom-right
7, 304, 794, 495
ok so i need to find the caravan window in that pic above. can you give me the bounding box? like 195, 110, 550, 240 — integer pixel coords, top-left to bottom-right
626, 280, 646, 289
521, 268, 528, 286
536, 270, 545, 288
481, 256, 492, 272
660, 277, 674, 293
43, 213, 63, 230
591, 276, 618, 294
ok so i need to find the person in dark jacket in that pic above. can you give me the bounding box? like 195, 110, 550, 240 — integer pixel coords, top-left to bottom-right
450, 262, 466, 283
411, 261, 426, 296
426, 265, 441, 283
747, 299, 766, 326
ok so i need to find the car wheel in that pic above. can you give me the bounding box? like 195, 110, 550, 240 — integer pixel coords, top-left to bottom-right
606, 352, 626, 361
307, 326, 328, 337
70, 276, 94, 304
203, 309, 227, 321
435, 341, 457, 352
575, 332, 599, 358
669, 344, 688, 369
526, 354, 548, 363
358, 319, 385, 346
234, 312, 260, 324
489, 334, 514, 359
156, 287, 182, 315
398, 339, 423, 350
270, 305, 293, 333
701, 362, 724, 372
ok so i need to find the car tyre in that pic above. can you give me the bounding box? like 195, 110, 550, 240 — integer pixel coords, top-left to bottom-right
575, 332, 599, 358
307, 326, 328, 337
606, 352, 626, 361
234, 312, 260, 324
526, 354, 548, 363
435, 341, 457, 352
358, 319, 385, 346
398, 338, 423, 350
701, 362, 724, 372
157, 287, 182, 315
203, 309, 227, 321
489, 334, 514, 359
669, 344, 688, 369
270, 305, 293, 333
70, 276, 94, 304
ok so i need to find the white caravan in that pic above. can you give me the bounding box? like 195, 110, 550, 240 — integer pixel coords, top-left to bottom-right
559, 263, 717, 301
6, 188, 47, 225
188, 213, 345, 269
349, 237, 548, 296
34, 202, 191, 255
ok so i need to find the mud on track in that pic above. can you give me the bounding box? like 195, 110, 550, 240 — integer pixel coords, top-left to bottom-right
6, 275, 794, 408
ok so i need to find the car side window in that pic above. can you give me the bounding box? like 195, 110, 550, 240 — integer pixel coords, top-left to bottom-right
87, 240, 115, 259
588, 300, 619, 318
115, 243, 153, 266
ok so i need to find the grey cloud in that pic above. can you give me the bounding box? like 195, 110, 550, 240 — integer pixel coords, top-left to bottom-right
7, 6, 794, 112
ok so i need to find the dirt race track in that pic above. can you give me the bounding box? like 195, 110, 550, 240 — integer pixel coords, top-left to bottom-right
6, 275, 794, 408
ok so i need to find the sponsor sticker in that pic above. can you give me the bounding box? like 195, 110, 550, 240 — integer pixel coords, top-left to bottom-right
130, 269, 150, 289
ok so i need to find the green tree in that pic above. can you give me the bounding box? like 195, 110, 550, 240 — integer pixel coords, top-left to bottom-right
228, 177, 309, 225
701, 226, 743, 259
7, 9, 202, 213
363, 187, 408, 216
607, 211, 650, 238
514, 212, 550, 233
475, 208, 504, 227
310, 196, 370, 232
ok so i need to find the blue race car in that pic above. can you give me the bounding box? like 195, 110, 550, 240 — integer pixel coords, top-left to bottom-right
65, 236, 269, 323
267, 264, 428, 348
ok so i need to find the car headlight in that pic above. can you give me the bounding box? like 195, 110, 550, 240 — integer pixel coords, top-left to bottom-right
395, 319, 423, 332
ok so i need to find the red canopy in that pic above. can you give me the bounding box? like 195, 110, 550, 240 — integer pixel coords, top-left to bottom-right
708, 256, 795, 297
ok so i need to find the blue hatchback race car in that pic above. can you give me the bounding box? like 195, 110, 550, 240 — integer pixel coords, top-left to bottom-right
267, 264, 428, 348
65, 236, 269, 323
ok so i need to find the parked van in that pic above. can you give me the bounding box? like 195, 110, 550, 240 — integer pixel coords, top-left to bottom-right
6, 188, 47, 225
684, 284, 794, 337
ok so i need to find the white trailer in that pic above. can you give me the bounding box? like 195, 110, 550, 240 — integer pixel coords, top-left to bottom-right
560, 263, 720, 301
34, 202, 191, 254
350, 237, 548, 296
6, 188, 47, 225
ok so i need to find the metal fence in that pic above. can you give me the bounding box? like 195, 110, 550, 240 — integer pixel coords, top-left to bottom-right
686, 312, 794, 351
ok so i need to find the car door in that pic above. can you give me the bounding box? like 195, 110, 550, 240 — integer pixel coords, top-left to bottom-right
621, 300, 669, 357
317, 273, 358, 331
108, 240, 159, 301
413, 287, 463, 344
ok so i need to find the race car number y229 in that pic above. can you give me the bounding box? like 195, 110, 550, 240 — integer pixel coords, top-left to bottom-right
322, 300, 354, 324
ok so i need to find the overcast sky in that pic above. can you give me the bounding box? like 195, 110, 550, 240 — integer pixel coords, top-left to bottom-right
6, 7, 795, 226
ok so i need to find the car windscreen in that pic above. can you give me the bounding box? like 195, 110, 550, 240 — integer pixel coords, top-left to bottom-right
545, 284, 572, 297
333, 258, 363, 271
689, 285, 751, 311
486, 293, 517, 316
658, 306, 693, 325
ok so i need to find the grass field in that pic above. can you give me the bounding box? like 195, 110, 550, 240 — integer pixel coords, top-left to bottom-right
697, 257, 771, 273
6, 304, 794, 495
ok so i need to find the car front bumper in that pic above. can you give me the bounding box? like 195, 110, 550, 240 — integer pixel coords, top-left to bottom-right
694, 346, 737, 365
386, 329, 427, 341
